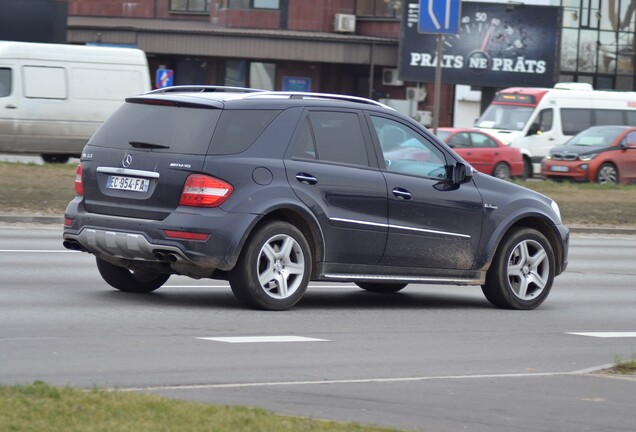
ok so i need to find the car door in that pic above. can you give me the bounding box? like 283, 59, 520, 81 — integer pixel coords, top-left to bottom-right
618, 130, 636, 183
368, 114, 484, 270
0, 67, 17, 152
285, 109, 388, 265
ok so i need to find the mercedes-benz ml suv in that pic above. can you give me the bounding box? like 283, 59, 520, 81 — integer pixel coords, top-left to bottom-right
63, 86, 569, 311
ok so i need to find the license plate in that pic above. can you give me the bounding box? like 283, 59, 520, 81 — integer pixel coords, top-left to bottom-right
106, 175, 150, 192
550, 166, 569, 173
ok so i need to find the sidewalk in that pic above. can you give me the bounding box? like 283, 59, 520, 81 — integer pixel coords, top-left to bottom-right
1, 214, 635, 235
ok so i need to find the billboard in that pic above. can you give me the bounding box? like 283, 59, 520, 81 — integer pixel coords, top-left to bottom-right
399, 1, 561, 87
0, 0, 67, 44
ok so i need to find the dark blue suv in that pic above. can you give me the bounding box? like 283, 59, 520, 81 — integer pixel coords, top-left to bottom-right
63, 86, 569, 311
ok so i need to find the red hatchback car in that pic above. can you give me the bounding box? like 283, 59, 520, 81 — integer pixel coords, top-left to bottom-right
435, 128, 524, 180
541, 126, 636, 185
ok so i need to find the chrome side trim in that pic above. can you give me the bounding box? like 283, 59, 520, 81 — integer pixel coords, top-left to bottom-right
96, 167, 160, 178
324, 274, 483, 285
330, 217, 387, 229
329, 217, 470, 239
389, 224, 470, 239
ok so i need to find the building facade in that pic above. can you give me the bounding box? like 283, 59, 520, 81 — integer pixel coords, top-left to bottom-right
63, 0, 636, 127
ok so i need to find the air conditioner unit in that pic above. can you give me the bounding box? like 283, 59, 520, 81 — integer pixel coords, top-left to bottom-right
334, 13, 356, 33
382, 68, 403, 86
406, 86, 427, 102
415, 110, 432, 126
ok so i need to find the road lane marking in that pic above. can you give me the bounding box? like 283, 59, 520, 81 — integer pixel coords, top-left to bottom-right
114, 367, 615, 393
197, 336, 330, 343
567, 332, 636, 338
0, 250, 77, 253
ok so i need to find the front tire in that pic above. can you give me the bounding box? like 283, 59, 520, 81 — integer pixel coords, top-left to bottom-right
229, 221, 311, 311
355, 282, 408, 293
481, 228, 555, 310
96, 258, 169, 293
596, 163, 618, 184
41, 154, 70, 164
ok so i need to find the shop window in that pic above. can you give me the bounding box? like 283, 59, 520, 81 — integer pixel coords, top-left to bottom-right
170, 0, 210, 13
355, 0, 401, 18
225, 60, 275, 90
224, 0, 279, 9
250, 62, 275, 90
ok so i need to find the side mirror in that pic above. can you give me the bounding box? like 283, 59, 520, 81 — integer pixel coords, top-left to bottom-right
450, 162, 473, 184
527, 124, 541, 136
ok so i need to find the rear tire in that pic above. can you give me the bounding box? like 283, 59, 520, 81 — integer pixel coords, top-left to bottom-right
521, 158, 532, 180
355, 282, 408, 293
492, 162, 511, 181
481, 228, 555, 310
96, 258, 169, 293
229, 221, 311, 311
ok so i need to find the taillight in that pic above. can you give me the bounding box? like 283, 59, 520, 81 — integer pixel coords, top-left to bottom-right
179, 174, 233, 207
163, 230, 210, 241
74, 164, 84, 196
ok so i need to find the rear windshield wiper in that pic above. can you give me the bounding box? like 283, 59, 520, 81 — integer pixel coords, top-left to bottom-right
129, 141, 170, 150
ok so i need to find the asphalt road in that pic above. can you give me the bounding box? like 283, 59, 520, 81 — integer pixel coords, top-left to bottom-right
1, 226, 635, 432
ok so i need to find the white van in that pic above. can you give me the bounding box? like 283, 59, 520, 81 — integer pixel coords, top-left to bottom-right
0, 41, 151, 162
474, 83, 636, 177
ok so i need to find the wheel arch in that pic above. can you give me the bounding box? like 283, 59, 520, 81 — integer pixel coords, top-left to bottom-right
480, 214, 566, 276
595, 161, 619, 184
234, 204, 325, 279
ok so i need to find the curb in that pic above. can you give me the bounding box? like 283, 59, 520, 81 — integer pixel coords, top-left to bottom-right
1, 215, 635, 235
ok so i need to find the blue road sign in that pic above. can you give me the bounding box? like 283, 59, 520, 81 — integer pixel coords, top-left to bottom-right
156, 68, 174, 88
418, 0, 461, 34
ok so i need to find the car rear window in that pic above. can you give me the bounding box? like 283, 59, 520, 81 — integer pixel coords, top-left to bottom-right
208, 109, 282, 155
88, 102, 222, 154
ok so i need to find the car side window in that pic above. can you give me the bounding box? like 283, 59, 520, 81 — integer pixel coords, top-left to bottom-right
292, 111, 369, 166
471, 133, 497, 148
0, 68, 11, 97
370, 115, 447, 179
538, 108, 553, 132
290, 119, 316, 160
448, 132, 471, 148
625, 131, 636, 146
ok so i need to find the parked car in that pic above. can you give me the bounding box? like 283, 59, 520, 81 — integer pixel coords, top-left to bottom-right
435, 128, 524, 180
541, 125, 636, 184
63, 86, 569, 311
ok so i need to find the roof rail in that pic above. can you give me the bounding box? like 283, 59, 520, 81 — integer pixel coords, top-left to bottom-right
146, 85, 266, 94
240, 91, 394, 110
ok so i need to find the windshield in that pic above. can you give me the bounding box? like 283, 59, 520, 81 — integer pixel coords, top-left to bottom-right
476, 104, 534, 131
568, 126, 625, 147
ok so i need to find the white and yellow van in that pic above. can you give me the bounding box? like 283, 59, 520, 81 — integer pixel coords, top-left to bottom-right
475, 83, 636, 177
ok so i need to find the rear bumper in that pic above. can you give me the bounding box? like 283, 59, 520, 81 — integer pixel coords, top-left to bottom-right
63, 197, 258, 276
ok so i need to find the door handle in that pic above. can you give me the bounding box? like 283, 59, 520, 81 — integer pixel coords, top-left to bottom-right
5, 104, 17, 109
295, 173, 318, 185
392, 187, 412, 200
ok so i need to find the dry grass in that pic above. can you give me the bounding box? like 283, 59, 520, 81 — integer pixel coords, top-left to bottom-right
0, 382, 401, 432
514, 180, 636, 227
0, 162, 76, 216
1, 161, 634, 227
